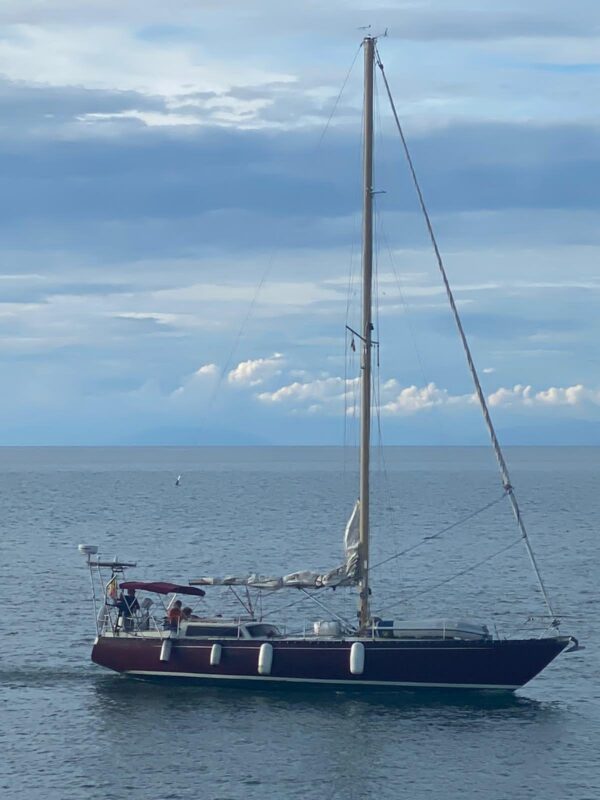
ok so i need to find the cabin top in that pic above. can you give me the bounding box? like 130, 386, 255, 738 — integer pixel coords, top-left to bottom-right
181, 620, 280, 639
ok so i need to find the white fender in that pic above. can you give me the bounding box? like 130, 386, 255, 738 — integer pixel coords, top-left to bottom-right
210, 643, 222, 666
258, 642, 273, 675
159, 639, 172, 662
350, 641, 365, 675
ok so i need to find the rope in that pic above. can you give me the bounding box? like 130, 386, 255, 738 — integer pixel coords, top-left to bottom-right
203, 46, 363, 415
370, 491, 508, 572
259, 587, 324, 617
374, 44, 556, 620
299, 588, 355, 629
316, 43, 362, 149
378, 536, 523, 616
260, 586, 355, 630
371, 202, 399, 538
377, 217, 449, 446
204, 255, 274, 414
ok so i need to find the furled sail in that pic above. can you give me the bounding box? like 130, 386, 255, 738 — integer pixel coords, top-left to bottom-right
190, 502, 360, 590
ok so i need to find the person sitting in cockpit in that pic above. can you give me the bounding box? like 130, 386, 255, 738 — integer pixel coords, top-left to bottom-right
167, 599, 183, 630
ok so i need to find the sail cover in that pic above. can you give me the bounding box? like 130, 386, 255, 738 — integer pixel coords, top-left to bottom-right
190, 502, 360, 590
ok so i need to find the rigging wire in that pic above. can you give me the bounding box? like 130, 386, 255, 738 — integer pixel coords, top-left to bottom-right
316, 43, 363, 149
204, 253, 275, 414
259, 587, 327, 619
374, 44, 557, 621
344, 238, 359, 476
372, 197, 382, 473
371, 201, 399, 548
258, 594, 313, 617
372, 65, 385, 482
370, 490, 509, 572
344, 328, 349, 458
326, 42, 362, 468
378, 536, 523, 616
372, 202, 395, 501
299, 587, 355, 629
343, 61, 368, 476
370, 67, 400, 563
377, 217, 449, 447
206, 44, 363, 418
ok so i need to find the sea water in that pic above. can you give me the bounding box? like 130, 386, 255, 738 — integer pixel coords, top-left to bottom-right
0, 446, 598, 800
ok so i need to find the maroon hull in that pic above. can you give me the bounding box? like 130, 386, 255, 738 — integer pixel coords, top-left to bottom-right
92, 634, 571, 690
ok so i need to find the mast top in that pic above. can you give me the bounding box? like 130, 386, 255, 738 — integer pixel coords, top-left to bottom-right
361, 28, 388, 43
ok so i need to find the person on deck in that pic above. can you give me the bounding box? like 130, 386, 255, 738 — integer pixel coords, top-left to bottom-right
167, 600, 183, 630
117, 588, 140, 632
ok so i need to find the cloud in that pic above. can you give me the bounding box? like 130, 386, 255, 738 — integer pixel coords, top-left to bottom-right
171, 362, 218, 398
115, 311, 178, 326
227, 353, 285, 386
80, 110, 205, 128
257, 375, 357, 406
381, 382, 476, 414
488, 383, 600, 408
0, 24, 294, 100
256, 368, 600, 419
3, 123, 600, 257
196, 363, 218, 376
2, 1, 599, 43
4, 7, 600, 145
2, 3, 600, 445
256, 375, 476, 415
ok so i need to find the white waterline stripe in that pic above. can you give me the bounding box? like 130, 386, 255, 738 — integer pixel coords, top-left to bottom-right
176, 644, 493, 652
126, 670, 519, 690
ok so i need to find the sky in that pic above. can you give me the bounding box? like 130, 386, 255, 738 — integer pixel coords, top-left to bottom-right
1, 0, 600, 445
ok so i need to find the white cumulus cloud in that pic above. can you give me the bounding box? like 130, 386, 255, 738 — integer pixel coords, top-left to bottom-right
227, 353, 284, 387
257, 375, 358, 406
488, 383, 600, 408
381, 383, 476, 415
256, 374, 600, 418
257, 377, 476, 416
171, 362, 218, 397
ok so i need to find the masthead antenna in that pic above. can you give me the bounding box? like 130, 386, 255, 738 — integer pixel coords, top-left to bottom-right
358, 25, 389, 41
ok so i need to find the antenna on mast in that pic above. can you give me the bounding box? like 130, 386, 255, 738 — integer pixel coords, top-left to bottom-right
358, 25, 389, 40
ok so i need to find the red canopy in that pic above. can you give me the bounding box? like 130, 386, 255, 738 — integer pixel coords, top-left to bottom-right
120, 581, 206, 597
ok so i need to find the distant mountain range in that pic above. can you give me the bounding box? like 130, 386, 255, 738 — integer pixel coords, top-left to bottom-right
2, 418, 600, 447
497, 420, 600, 446
119, 419, 600, 447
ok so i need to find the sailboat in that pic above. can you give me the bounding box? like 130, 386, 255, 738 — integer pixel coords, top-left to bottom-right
80, 36, 579, 690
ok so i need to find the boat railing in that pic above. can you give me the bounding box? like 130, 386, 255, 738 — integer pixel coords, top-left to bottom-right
99, 613, 291, 639
97, 604, 166, 637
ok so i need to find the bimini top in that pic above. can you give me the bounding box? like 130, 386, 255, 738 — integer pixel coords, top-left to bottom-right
120, 581, 206, 597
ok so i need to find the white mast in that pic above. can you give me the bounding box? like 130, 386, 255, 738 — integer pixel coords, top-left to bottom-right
358, 36, 375, 630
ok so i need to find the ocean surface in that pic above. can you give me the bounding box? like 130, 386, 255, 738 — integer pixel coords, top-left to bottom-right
0, 446, 598, 800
